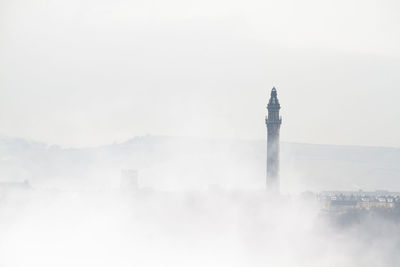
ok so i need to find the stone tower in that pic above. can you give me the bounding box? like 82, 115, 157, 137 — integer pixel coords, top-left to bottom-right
265, 87, 282, 193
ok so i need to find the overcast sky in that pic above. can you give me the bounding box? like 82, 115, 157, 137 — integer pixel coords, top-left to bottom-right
1, 0, 399, 148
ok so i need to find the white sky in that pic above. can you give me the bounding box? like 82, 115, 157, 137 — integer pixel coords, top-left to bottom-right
1, 0, 399, 147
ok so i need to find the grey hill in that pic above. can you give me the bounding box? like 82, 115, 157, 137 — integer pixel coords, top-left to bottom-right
0, 135, 398, 192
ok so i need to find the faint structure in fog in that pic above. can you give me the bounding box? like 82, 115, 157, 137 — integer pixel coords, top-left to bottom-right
120, 169, 139, 191
265, 87, 282, 193
0, 180, 31, 192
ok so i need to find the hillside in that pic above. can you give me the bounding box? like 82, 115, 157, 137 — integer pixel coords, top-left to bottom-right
0, 135, 398, 192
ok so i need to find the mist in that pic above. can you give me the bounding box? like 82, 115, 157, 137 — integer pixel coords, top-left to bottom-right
2, 0, 400, 265
1, 0, 400, 147
1, 185, 400, 267
0, 135, 399, 266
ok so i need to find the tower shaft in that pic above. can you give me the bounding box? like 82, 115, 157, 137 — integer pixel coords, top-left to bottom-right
265, 87, 282, 193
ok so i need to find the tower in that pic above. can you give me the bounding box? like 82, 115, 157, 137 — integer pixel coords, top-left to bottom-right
265, 87, 282, 193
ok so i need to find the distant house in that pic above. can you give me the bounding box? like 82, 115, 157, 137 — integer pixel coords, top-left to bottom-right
319, 191, 398, 211
0, 180, 31, 191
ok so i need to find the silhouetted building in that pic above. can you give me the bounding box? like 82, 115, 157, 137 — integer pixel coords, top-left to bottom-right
318, 191, 400, 211
265, 87, 282, 193
120, 169, 138, 191
0, 180, 31, 191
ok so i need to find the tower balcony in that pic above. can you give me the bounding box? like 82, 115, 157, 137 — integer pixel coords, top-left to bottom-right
265, 116, 282, 125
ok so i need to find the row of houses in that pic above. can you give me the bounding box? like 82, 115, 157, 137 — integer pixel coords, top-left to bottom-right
318, 191, 400, 211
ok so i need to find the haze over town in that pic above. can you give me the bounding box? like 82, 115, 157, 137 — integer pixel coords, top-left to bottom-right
1, 0, 400, 267
1, 0, 400, 148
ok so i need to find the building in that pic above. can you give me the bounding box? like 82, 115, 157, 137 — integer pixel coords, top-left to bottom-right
0, 180, 31, 192
265, 87, 282, 193
318, 191, 400, 211
120, 169, 139, 191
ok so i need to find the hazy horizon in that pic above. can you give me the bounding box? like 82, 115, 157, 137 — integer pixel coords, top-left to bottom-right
1, 0, 400, 148
2, 1, 400, 266
1, 133, 400, 150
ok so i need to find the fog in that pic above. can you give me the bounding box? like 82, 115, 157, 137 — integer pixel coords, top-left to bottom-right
1, 188, 400, 267
2, 0, 400, 265
1, 0, 400, 147
1, 135, 399, 192
0, 135, 399, 266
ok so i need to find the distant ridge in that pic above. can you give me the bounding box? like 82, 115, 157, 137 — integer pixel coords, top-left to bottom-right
0, 135, 398, 192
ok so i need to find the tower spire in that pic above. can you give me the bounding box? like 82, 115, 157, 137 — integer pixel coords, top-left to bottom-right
265, 87, 282, 193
